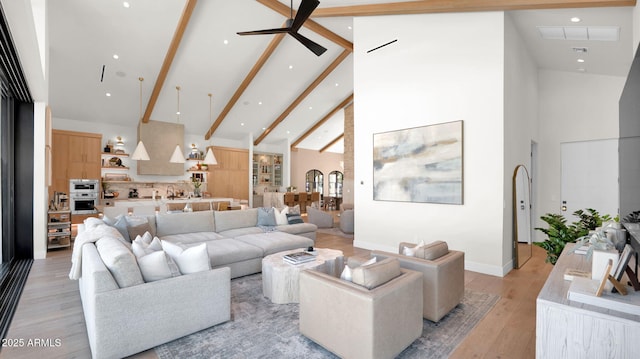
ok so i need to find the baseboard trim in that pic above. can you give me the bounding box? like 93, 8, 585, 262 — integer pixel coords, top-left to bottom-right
354, 239, 508, 277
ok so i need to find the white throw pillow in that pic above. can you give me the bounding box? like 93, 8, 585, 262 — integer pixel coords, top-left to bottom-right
137, 251, 175, 282
341, 257, 376, 282
402, 240, 426, 257
161, 241, 211, 274
131, 236, 162, 258
274, 207, 289, 226
340, 265, 352, 281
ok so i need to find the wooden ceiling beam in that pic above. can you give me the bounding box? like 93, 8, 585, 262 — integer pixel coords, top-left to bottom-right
257, 0, 353, 51
312, 0, 636, 17
204, 30, 287, 140
319, 133, 345, 153
291, 93, 353, 151
253, 49, 351, 146
142, 0, 197, 123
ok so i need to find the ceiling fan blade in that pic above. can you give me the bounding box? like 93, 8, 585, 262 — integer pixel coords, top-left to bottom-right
291, 0, 319, 32
289, 32, 327, 56
237, 27, 290, 36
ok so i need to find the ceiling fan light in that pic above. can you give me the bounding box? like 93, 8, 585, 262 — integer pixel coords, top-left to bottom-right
170, 144, 185, 163
203, 148, 217, 165
131, 141, 150, 160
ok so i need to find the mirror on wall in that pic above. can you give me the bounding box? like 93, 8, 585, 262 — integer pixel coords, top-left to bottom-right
513, 165, 532, 269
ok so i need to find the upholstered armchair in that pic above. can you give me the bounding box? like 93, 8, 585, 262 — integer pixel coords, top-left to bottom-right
299, 258, 423, 359
372, 241, 464, 322
306, 206, 334, 228
339, 209, 354, 234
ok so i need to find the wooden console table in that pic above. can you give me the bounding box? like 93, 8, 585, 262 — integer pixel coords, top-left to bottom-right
536, 243, 640, 358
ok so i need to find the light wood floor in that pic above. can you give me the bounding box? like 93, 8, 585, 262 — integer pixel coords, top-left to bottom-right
0, 223, 552, 359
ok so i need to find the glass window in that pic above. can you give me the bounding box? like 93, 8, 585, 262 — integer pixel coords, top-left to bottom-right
305, 169, 323, 194
328, 171, 343, 197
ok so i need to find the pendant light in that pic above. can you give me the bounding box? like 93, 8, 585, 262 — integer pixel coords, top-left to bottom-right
131, 77, 150, 160
203, 93, 218, 165
169, 85, 186, 163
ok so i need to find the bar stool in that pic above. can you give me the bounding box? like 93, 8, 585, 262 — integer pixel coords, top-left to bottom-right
310, 192, 321, 209
284, 192, 296, 207
298, 192, 308, 213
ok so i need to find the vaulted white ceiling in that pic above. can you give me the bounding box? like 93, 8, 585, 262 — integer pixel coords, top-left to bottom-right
47, 1, 635, 154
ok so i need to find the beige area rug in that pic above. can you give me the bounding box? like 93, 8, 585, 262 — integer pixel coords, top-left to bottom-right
156, 273, 499, 359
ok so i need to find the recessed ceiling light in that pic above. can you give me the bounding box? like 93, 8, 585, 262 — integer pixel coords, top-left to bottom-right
123, 2, 130, 8
286, 131, 290, 134
223, 40, 228, 45
106, 92, 112, 97
335, 83, 339, 87
308, 106, 313, 110
241, 123, 245, 126
348, 26, 352, 30
288, 65, 293, 70
570, 17, 581, 23
258, 101, 263, 105
262, 127, 266, 130
577, 58, 585, 63
113, 54, 119, 60
176, 111, 180, 115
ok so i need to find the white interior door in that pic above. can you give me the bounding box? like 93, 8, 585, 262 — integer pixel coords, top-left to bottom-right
561, 139, 619, 219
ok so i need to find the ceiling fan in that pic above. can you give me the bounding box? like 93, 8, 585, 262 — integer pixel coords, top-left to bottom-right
237, 0, 327, 56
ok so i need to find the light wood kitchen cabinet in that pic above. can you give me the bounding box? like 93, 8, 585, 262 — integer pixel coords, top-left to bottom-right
50, 130, 102, 197
207, 146, 249, 200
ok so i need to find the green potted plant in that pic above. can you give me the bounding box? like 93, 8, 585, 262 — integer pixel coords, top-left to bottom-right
534, 208, 612, 265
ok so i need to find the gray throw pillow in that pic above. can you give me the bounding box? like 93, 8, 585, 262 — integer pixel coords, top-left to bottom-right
286, 213, 304, 224
257, 207, 277, 226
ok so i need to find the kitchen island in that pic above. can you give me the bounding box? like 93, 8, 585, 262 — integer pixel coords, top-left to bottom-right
97, 197, 239, 216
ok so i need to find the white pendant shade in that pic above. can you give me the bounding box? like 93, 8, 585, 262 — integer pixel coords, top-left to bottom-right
131, 141, 150, 160
203, 148, 217, 165
169, 144, 185, 163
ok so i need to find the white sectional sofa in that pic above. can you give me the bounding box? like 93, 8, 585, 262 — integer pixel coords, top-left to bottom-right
76, 208, 317, 358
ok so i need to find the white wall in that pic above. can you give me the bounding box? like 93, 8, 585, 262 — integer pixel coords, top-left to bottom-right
503, 14, 539, 270
536, 70, 624, 239
354, 12, 507, 276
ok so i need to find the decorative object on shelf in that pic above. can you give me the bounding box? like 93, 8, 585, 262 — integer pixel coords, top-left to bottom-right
192, 178, 202, 197
203, 94, 218, 165
131, 77, 151, 161
108, 157, 123, 167
170, 85, 186, 163
116, 136, 124, 146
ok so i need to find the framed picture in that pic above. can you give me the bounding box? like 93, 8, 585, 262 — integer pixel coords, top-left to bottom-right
373, 120, 463, 204
612, 244, 634, 282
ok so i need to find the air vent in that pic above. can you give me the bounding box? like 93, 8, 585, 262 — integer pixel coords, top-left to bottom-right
572, 47, 588, 53
537, 26, 619, 41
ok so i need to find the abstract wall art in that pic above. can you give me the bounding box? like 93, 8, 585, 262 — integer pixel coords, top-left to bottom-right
373, 120, 463, 204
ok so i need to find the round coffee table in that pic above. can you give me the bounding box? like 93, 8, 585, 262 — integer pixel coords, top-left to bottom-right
262, 248, 344, 304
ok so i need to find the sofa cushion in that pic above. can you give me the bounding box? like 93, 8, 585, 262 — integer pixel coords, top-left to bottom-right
276, 222, 317, 236
127, 222, 154, 242
352, 257, 402, 290
257, 207, 277, 226
126, 215, 157, 237
155, 211, 215, 237
216, 227, 264, 238
180, 238, 263, 266
214, 208, 258, 233
159, 231, 226, 245
161, 241, 211, 274
416, 241, 449, 260
234, 232, 314, 256
95, 236, 144, 288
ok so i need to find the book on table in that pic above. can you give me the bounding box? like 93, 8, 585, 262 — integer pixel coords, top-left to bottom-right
283, 251, 316, 264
